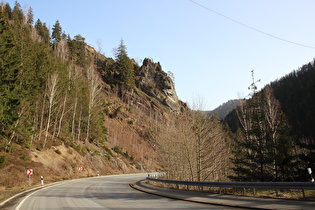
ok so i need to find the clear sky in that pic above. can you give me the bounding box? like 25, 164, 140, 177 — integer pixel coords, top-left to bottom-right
5, 0, 315, 110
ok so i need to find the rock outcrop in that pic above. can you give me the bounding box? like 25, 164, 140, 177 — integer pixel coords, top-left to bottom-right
136, 58, 180, 112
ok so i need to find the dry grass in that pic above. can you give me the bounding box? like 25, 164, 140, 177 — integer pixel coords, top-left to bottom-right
237, 188, 315, 200
148, 182, 315, 201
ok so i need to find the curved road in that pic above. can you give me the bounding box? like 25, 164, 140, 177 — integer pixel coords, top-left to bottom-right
12, 173, 231, 209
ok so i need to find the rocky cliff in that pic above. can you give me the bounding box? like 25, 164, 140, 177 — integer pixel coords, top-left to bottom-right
136, 58, 181, 112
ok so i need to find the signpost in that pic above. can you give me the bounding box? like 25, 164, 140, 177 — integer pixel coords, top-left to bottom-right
78, 167, 83, 177
27, 169, 33, 186
307, 168, 314, 182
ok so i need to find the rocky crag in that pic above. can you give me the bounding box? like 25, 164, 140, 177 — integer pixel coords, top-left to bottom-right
136, 58, 181, 112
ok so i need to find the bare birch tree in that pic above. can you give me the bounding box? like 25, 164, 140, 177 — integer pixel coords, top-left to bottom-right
264, 86, 280, 144
263, 85, 294, 180
157, 99, 232, 182
85, 63, 102, 143
55, 38, 69, 62
43, 72, 59, 148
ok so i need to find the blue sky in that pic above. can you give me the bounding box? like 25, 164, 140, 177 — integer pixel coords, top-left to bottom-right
5, 0, 315, 110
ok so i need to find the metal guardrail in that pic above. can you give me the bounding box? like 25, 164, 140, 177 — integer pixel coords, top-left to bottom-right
147, 177, 315, 190
146, 176, 315, 198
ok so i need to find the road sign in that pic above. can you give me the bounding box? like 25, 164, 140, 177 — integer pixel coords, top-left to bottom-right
27, 169, 33, 186
79, 167, 83, 171
27, 169, 33, 175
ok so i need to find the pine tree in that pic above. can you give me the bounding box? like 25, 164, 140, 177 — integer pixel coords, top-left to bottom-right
26, 6, 34, 25
70, 34, 87, 66
35, 19, 50, 44
12, 1, 23, 24
115, 39, 135, 89
0, 10, 20, 146
3, 3, 12, 20
52, 20, 62, 44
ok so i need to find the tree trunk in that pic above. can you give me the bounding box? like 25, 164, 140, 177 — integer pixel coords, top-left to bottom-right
44, 72, 58, 148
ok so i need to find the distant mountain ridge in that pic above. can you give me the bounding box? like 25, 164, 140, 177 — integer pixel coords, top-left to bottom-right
206, 99, 241, 119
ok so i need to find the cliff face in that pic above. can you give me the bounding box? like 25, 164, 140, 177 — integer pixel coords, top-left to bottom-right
136, 58, 180, 112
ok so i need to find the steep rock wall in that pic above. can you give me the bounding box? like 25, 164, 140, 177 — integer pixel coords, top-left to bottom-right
136, 58, 180, 112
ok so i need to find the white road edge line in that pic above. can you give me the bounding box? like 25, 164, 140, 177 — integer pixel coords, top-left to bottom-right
15, 183, 63, 210
7, 174, 149, 209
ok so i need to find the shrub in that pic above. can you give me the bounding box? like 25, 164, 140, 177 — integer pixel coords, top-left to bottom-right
23, 142, 31, 149
130, 155, 135, 161
124, 151, 130, 158
103, 152, 112, 160
0, 154, 7, 165
81, 147, 88, 154
110, 106, 122, 118
113, 145, 122, 154
19, 152, 30, 161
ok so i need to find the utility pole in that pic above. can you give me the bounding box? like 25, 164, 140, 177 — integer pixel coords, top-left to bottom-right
248, 70, 261, 97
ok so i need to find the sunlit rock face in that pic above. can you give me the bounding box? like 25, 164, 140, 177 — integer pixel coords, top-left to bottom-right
136, 58, 180, 112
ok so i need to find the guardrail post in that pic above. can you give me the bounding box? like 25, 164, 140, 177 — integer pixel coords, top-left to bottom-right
253, 188, 256, 197
302, 189, 306, 199
276, 189, 279, 197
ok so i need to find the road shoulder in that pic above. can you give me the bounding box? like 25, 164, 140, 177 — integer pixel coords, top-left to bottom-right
130, 179, 315, 210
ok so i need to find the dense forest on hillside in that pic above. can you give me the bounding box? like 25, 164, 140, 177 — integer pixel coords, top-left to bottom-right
224, 62, 315, 181
270, 61, 315, 140
0, 2, 111, 151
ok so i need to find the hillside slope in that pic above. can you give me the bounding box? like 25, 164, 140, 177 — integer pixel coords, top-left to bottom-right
270, 61, 315, 140
206, 99, 240, 120
223, 59, 315, 181
224, 60, 315, 140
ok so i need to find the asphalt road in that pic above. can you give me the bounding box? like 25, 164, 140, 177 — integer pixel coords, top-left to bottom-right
11, 173, 233, 209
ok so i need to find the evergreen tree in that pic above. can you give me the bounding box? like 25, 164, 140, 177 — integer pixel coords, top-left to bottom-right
11, 1, 23, 24
115, 39, 135, 89
0, 10, 20, 143
68, 34, 87, 66
26, 7, 34, 25
35, 19, 50, 44
52, 20, 62, 44
3, 3, 12, 20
